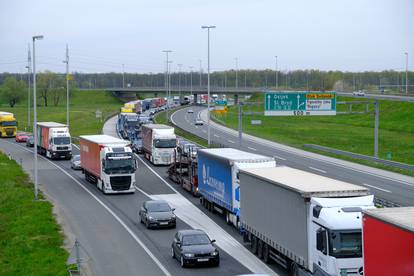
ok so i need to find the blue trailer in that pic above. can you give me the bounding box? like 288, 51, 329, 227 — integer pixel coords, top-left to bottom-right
197, 148, 276, 229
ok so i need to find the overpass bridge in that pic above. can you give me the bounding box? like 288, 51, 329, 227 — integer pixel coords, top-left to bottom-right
100, 86, 264, 102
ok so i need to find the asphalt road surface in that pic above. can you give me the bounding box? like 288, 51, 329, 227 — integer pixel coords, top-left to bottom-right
171, 106, 414, 206
1, 122, 288, 276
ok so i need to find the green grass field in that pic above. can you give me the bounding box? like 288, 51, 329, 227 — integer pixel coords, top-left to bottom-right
0, 90, 122, 137
212, 95, 414, 165
0, 153, 68, 275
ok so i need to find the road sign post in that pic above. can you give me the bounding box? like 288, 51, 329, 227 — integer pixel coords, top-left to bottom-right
264, 91, 336, 116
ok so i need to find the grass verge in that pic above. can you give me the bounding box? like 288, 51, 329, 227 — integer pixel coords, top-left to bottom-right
212, 95, 414, 165
0, 152, 69, 275
154, 108, 209, 148
0, 89, 122, 138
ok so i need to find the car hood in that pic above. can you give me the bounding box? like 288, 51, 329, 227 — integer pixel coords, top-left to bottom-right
181, 244, 216, 254
148, 211, 174, 220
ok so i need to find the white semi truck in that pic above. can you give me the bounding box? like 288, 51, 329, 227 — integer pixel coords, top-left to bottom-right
142, 124, 176, 165
239, 166, 374, 276
37, 122, 72, 159
80, 135, 136, 194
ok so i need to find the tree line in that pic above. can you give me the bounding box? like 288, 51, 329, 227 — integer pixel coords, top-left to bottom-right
0, 72, 69, 108
1, 69, 412, 107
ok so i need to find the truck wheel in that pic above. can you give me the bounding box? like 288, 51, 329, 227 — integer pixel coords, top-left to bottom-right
225, 212, 231, 225
257, 240, 263, 259
263, 243, 271, 263
251, 236, 258, 254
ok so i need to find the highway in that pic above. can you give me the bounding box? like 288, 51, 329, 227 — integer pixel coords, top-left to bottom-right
0, 118, 288, 276
171, 106, 414, 206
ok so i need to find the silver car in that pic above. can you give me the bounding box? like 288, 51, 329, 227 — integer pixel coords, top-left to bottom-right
70, 155, 81, 170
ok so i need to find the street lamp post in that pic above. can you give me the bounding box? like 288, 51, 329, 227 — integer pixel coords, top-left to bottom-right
405, 52, 408, 94
201, 25, 216, 146
199, 59, 202, 88
32, 35, 43, 201
162, 50, 172, 121
122, 64, 125, 88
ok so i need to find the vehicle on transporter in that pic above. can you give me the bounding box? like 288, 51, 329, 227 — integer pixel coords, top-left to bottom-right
80, 135, 136, 194
197, 148, 276, 229
142, 124, 176, 165
239, 166, 374, 276
168, 142, 200, 196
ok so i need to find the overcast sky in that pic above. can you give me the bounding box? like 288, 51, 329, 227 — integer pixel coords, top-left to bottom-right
0, 0, 412, 74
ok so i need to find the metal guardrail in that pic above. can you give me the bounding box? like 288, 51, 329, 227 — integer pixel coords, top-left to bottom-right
304, 144, 414, 172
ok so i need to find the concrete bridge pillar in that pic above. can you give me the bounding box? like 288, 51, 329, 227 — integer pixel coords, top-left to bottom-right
234, 94, 239, 105
193, 93, 198, 104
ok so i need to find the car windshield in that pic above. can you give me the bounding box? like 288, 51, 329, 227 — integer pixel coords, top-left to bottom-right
329, 230, 362, 258
1, 121, 17, 127
154, 139, 176, 148
147, 202, 171, 212
182, 234, 211, 246
72, 155, 80, 162
104, 154, 135, 174
53, 137, 71, 145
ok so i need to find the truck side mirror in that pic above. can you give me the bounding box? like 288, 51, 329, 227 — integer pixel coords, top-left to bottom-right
316, 229, 327, 255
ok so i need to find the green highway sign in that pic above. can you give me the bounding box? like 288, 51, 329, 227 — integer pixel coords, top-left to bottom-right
264, 91, 336, 116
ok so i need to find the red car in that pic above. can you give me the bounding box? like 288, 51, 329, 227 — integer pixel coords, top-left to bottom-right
15, 132, 29, 142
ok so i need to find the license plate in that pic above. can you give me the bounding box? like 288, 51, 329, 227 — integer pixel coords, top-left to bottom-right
159, 222, 168, 225
197, 258, 209, 262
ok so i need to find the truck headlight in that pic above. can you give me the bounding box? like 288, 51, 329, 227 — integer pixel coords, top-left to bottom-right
184, 253, 194, 258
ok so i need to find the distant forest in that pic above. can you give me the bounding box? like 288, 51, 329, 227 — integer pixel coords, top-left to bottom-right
0, 69, 412, 93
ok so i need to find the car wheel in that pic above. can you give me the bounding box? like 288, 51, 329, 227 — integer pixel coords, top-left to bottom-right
171, 247, 175, 259
145, 218, 150, 229
214, 258, 220, 267
140, 214, 143, 224
180, 255, 186, 268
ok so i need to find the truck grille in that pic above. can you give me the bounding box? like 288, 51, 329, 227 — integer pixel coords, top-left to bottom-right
57, 146, 69, 150
110, 176, 131, 191
6, 129, 14, 136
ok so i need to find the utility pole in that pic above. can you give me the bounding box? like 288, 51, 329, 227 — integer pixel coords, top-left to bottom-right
178, 64, 183, 103
32, 35, 43, 201
63, 44, 70, 128
275, 56, 278, 89
199, 59, 202, 88
405, 52, 408, 94
202, 25, 216, 146
162, 50, 172, 121
26, 44, 31, 129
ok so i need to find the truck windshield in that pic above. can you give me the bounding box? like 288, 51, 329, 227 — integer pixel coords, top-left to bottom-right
53, 137, 71, 145
0, 121, 17, 127
329, 230, 362, 258
154, 139, 176, 148
104, 155, 135, 174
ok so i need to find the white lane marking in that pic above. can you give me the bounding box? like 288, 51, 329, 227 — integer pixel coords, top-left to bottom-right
363, 183, 392, 193
71, 143, 80, 150
274, 155, 286, 161
214, 134, 220, 138
228, 140, 235, 144
6, 141, 172, 276
309, 166, 327, 174
247, 146, 257, 151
